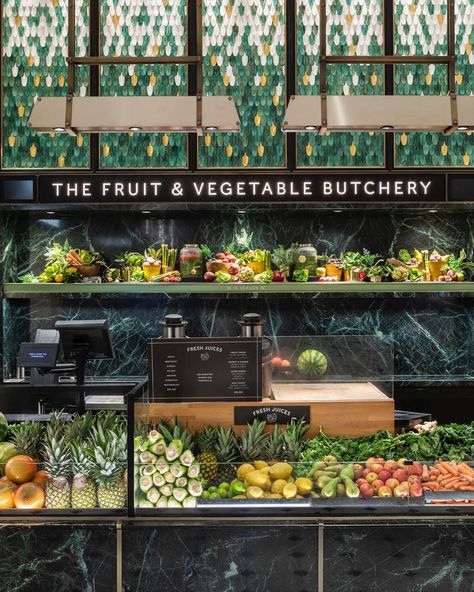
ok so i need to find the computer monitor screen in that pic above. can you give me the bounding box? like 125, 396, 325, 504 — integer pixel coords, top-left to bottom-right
18, 342, 59, 368
55, 320, 115, 361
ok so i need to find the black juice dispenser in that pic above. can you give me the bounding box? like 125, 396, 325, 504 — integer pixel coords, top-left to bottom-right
160, 314, 188, 338
238, 313, 272, 400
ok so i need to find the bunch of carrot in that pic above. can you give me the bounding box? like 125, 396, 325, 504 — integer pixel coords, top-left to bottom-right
422, 461, 474, 492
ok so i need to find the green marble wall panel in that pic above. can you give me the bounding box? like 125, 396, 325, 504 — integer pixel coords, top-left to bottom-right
2, 0, 90, 169
198, 0, 286, 169
99, 0, 187, 168
296, 0, 385, 168
394, 0, 474, 167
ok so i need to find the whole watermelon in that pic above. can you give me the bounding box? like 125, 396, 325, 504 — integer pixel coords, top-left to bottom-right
0, 412, 7, 441
297, 349, 328, 378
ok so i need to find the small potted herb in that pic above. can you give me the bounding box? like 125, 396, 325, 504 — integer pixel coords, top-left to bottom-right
341, 251, 363, 281
271, 243, 299, 281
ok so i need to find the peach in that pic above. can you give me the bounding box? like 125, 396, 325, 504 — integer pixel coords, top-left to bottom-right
409, 483, 423, 497
393, 484, 410, 498
377, 486, 393, 497
384, 460, 399, 473
369, 463, 384, 474
359, 483, 374, 498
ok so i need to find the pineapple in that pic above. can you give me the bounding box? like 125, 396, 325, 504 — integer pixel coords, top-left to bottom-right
159, 417, 195, 451
10, 421, 44, 461
238, 420, 269, 463
42, 412, 72, 509
196, 426, 218, 482
68, 413, 96, 509
89, 421, 127, 509
215, 426, 239, 482
264, 424, 285, 464
282, 418, 309, 463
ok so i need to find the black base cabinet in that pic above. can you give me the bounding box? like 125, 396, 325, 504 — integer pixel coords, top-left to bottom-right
1, 518, 473, 592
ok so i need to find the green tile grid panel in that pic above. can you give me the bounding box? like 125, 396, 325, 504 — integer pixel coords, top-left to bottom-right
198, 0, 286, 169
2, 0, 90, 169
394, 0, 474, 167
99, 0, 188, 169
296, 0, 385, 168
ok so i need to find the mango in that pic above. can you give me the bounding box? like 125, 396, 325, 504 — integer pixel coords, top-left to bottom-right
295, 477, 313, 496
282, 482, 297, 499
271, 479, 287, 494
246, 486, 264, 499
269, 462, 293, 480
254, 460, 269, 470
237, 463, 255, 481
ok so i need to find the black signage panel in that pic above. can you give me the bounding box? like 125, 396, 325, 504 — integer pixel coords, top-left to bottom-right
148, 337, 261, 402
234, 405, 310, 425
448, 174, 474, 202
38, 173, 446, 203
0, 179, 35, 201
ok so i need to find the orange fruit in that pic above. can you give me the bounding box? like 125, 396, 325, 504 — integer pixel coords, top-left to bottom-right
5, 455, 38, 484
0, 484, 15, 509
14, 482, 45, 510
32, 470, 49, 489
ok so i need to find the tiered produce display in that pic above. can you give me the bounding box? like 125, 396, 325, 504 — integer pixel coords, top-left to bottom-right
0, 411, 127, 510
19, 241, 474, 285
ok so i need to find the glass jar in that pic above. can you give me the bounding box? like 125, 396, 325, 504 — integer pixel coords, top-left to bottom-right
294, 244, 318, 277
179, 244, 203, 279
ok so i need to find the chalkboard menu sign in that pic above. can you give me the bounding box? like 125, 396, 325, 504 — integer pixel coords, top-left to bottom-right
148, 337, 262, 402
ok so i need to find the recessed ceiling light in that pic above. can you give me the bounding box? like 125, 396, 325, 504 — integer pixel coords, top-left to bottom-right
141, 210, 151, 214
53, 127, 65, 132
129, 126, 142, 132
458, 126, 468, 131
46, 211, 56, 215
237, 210, 247, 214
381, 125, 394, 131
204, 125, 218, 131
304, 125, 318, 131
428, 209, 438, 213
333, 209, 342, 213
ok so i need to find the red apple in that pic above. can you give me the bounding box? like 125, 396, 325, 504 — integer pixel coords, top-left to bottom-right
378, 470, 391, 483
393, 484, 410, 498
409, 483, 423, 497
356, 478, 368, 487
369, 463, 384, 474
371, 479, 384, 493
377, 486, 393, 497
359, 483, 374, 498
203, 271, 216, 282
361, 468, 370, 479
385, 478, 400, 490
407, 475, 421, 485
366, 472, 378, 484
365, 457, 377, 468
225, 254, 237, 263
384, 460, 399, 473
393, 469, 408, 483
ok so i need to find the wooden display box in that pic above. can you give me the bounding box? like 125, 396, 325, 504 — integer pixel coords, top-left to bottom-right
136, 382, 394, 438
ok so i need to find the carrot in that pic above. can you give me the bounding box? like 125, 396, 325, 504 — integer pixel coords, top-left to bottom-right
422, 482, 439, 491
459, 486, 474, 492
437, 464, 449, 475
440, 477, 459, 490
458, 463, 474, 478
430, 468, 440, 476
440, 461, 458, 476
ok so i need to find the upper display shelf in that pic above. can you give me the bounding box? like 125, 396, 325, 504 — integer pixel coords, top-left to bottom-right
3, 282, 474, 298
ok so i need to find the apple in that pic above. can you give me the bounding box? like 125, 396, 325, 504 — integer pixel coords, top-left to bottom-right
407, 475, 421, 485
393, 484, 410, 498
385, 478, 400, 490
393, 469, 408, 483
377, 486, 393, 497
361, 468, 370, 479
366, 472, 378, 484
215, 252, 226, 260
409, 483, 423, 497
384, 460, 399, 473
371, 479, 384, 493
378, 470, 391, 483
203, 271, 216, 282
356, 478, 368, 487
353, 464, 364, 479
406, 462, 422, 477
225, 254, 237, 263
369, 463, 384, 474
359, 483, 374, 498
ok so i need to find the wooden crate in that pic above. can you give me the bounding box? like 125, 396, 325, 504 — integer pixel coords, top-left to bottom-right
136, 382, 394, 438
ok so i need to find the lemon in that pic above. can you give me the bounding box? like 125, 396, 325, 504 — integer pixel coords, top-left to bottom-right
54, 274, 64, 283
316, 267, 326, 277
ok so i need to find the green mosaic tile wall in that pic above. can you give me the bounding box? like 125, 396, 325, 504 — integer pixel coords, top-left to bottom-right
2, 0, 90, 169
394, 0, 474, 167
99, 0, 188, 168
296, 0, 385, 168
199, 0, 286, 168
